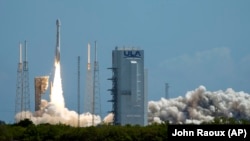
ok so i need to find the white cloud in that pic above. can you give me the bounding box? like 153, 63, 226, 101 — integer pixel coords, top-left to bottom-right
160, 47, 234, 77
161, 47, 233, 70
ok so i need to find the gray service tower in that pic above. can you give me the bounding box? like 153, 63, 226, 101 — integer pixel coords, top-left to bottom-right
108, 47, 148, 126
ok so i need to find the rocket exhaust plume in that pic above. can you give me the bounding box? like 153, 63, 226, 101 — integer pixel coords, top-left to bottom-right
14, 21, 250, 125
15, 19, 103, 127
50, 62, 64, 108
50, 19, 64, 108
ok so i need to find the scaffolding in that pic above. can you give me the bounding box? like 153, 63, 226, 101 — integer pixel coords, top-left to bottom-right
107, 67, 118, 125
15, 41, 31, 121
84, 43, 93, 114
93, 41, 101, 117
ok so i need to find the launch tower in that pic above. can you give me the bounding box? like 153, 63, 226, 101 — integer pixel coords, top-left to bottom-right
84, 43, 93, 113
93, 41, 101, 120
15, 41, 31, 121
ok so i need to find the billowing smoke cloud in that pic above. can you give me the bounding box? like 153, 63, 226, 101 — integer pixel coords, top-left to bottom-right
148, 85, 250, 124
15, 62, 103, 127
15, 99, 102, 127
15, 61, 250, 126
103, 113, 114, 124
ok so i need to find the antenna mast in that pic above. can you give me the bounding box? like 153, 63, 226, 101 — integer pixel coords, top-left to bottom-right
165, 83, 169, 99
93, 41, 101, 119
22, 40, 31, 116
77, 56, 80, 127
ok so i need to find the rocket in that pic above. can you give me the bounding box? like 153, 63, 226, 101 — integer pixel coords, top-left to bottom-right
55, 19, 61, 63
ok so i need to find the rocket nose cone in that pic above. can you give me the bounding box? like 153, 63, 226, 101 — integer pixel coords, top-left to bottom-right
56, 19, 61, 26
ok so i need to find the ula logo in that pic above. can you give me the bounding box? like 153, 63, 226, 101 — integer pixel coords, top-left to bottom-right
124, 51, 142, 58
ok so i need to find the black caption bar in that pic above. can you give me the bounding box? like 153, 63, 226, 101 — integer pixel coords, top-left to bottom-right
168, 124, 250, 140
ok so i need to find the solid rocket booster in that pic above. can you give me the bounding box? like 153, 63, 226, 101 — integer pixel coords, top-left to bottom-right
55, 19, 61, 63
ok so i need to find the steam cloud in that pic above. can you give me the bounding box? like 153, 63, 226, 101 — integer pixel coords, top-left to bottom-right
15, 60, 250, 126
15, 100, 102, 127
15, 62, 103, 127
148, 85, 250, 124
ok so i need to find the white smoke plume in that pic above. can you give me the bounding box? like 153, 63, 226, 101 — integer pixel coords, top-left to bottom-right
148, 85, 250, 124
50, 62, 64, 109
103, 113, 114, 124
15, 61, 103, 127
15, 59, 250, 126
15, 101, 102, 127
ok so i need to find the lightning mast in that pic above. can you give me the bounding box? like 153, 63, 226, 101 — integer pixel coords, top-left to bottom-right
22, 41, 31, 115
77, 56, 80, 127
165, 83, 169, 99
92, 41, 101, 125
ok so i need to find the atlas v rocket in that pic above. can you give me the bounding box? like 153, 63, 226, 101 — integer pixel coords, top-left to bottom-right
55, 19, 61, 63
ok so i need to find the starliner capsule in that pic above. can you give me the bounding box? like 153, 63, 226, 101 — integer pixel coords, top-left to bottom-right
55, 19, 61, 63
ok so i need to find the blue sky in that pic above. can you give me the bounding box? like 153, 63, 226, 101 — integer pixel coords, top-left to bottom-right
0, 0, 250, 123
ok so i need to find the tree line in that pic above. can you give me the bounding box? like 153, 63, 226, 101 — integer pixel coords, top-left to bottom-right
0, 117, 249, 141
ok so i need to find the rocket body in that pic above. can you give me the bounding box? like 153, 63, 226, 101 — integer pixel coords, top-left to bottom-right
55, 19, 61, 63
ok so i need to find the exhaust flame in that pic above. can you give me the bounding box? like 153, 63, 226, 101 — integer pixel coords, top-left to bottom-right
15, 60, 103, 127
50, 62, 64, 108
14, 19, 105, 126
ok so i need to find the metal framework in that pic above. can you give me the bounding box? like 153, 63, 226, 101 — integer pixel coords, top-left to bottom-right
165, 83, 169, 99
107, 67, 118, 125
77, 56, 81, 127
93, 41, 101, 117
84, 43, 93, 114
15, 41, 31, 121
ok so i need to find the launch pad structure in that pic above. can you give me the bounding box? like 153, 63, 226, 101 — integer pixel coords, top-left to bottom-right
15, 19, 104, 126
108, 47, 148, 126
84, 43, 93, 114
84, 41, 101, 126
15, 40, 31, 121
34, 76, 49, 111
92, 41, 101, 124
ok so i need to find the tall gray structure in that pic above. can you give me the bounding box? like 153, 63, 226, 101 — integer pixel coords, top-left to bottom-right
108, 47, 148, 126
84, 43, 93, 114
15, 41, 31, 121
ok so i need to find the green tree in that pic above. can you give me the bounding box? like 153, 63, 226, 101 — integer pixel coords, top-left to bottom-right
15, 118, 33, 127
22, 124, 41, 141
0, 125, 12, 141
